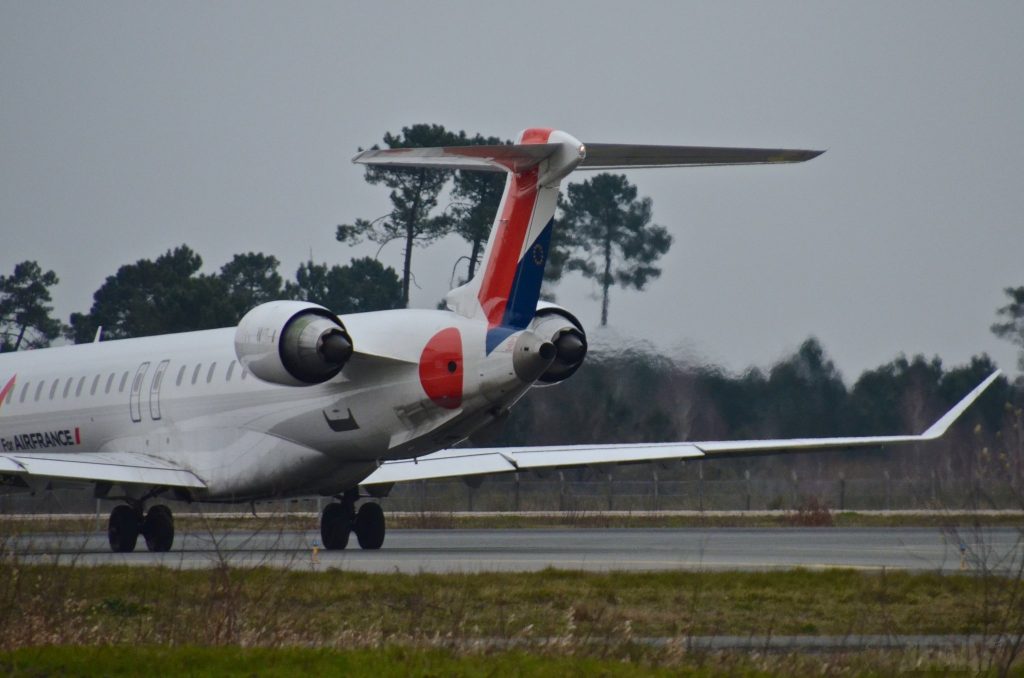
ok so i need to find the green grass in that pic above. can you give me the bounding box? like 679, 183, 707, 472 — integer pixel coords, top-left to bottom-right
0, 646, 680, 677
2, 644, 1021, 676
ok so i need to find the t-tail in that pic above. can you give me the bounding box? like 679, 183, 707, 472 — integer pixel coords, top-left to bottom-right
353, 129, 822, 352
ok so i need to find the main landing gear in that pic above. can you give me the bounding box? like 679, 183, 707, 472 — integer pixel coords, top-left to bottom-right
105, 494, 382, 553
107, 503, 175, 553
320, 489, 385, 550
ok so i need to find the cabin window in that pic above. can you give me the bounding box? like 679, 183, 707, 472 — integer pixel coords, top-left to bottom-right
49, 379, 59, 400
75, 376, 86, 397
153, 369, 163, 391
62, 377, 73, 398
191, 364, 202, 385
90, 374, 100, 396
118, 371, 129, 393
34, 381, 44, 401
19, 383, 30, 403
105, 373, 114, 394
206, 362, 217, 384
176, 365, 186, 387
225, 361, 235, 381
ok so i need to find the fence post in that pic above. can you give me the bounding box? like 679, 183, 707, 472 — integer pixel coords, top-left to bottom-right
467, 483, 474, 512
744, 469, 751, 511
698, 461, 704, 512
652, 468, 659, 511
419, 480, 426, 513
884, 469, 891, 511
559, 471, 566, 512
514, 473, 521, 512
931, 469, 937, 504
606, 472, 614, 511
838, 472, 846, 511
791, 470, 799, 508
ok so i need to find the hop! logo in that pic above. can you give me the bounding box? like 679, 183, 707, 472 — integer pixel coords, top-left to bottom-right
532, 243, 545, 266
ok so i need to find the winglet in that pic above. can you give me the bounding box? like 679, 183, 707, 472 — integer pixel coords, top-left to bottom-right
921, 370, 1002, 439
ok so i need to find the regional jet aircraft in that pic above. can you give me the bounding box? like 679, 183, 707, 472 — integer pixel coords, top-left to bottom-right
0, 129, 1000, 552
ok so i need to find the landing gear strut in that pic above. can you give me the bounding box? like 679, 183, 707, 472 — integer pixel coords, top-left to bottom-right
320, 490, 385, 550
106, 503, 175, 553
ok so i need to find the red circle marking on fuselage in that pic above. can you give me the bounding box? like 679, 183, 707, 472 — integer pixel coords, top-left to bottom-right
418, 327, 463, 409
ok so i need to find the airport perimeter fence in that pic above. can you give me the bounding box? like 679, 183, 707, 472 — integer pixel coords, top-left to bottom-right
3, 468, 1022, 515
380, 472, 1023, 513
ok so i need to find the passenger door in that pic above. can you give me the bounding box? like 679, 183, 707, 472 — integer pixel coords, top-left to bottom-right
149, 359, 170, 421
129, 362, 150, 423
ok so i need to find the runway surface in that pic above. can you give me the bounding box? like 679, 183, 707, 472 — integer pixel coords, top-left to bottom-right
6, 527, 1020, 572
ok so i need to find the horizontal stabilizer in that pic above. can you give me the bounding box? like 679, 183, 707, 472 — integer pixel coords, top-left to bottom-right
353, 142, 822, 174
578, 144, 823, 169
353, 144, 560, 173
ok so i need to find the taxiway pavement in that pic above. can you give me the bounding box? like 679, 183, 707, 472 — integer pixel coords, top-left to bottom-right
5, 527, 1017, 572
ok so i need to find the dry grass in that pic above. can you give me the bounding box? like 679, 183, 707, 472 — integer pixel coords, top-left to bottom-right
0, 564, 1018, 648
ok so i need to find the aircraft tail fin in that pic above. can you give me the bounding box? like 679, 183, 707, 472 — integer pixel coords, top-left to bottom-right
353, 130, 822, 352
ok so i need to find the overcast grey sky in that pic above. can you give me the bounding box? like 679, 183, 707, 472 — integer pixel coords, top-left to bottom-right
2, 1, 1022, 380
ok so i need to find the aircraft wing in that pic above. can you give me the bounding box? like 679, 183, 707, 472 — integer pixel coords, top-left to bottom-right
0, 451, 206, 491
361, 370, 1000, 487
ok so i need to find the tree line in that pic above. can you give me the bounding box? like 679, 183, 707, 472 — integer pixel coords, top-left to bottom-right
500, 336, 1023, 485
0, 247, 404, 347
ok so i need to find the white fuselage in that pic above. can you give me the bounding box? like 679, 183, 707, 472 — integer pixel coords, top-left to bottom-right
0, 308, 531, 501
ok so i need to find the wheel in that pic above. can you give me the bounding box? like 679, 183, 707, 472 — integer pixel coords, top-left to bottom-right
320, 503, 351, 550
142, 504, 175, 552
354, 502, 385, 550
108, 504, 140, 553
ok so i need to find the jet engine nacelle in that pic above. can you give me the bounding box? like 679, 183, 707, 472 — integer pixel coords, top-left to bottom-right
234, 301, 353, 386
530, 303, 588, 384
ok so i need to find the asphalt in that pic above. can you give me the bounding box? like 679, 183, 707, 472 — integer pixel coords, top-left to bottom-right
5, 526, 1020, 573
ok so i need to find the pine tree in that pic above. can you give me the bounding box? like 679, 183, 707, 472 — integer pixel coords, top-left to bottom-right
337, 124, 464, 306
557, 173, 672, 325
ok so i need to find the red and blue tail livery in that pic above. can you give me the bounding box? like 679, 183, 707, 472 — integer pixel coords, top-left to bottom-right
474, 128, 561, 353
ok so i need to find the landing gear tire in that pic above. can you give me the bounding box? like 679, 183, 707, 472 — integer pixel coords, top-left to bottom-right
320, 502, 351, 550
108, 504, 140, 553
142, 504, 175, 552
354, 502, 386, 550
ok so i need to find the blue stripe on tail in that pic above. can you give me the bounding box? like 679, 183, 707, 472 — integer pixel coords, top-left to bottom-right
485, 218, 553, 354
